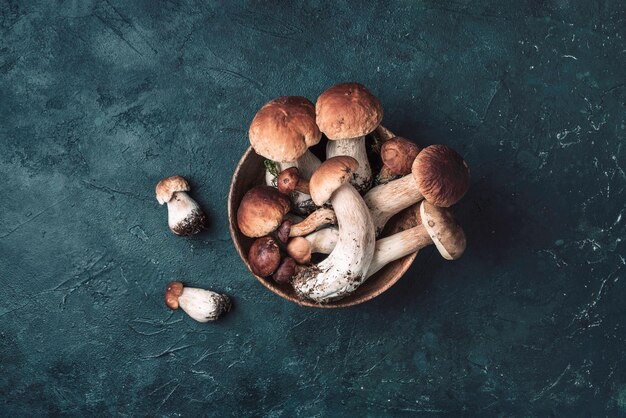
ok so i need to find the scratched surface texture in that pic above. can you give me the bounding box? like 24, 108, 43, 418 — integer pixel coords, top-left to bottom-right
1, 0, 625, 416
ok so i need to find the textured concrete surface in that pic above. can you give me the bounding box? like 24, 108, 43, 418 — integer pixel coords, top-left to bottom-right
1, 0, 625, 416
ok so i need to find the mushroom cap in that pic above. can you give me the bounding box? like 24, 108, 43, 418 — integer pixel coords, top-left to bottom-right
249, 96, 322, 163
420, 201, 466, 260
381, 137, 421, 176
309, 156, 359, 205
156, 176, 190, 204
316, 82, 383, 140
237, 186, 291, 238
165, 281, 184, 310
248, 236, 281, 277
277, 167, 301, 195
273, 257, 297, 284
286, 237, 312, 264
412, 145, 470, 207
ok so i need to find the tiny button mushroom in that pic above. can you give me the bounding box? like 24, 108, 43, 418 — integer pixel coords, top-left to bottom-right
237, 186, 291, 238
378, 137, 421, 184
248, 236, 281, 277
277, 167, 310, 195
272, 257, 297, 284
156, 176, 208, 236
317, 82, 383, 193
165, 281, 231, 322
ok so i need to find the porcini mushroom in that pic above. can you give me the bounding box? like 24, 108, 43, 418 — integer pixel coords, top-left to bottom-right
249, 96, 322, 213
378, 137, 421, 184
156, 176, 208, 236
286, 228, 339, 264
273, 257, 297, 284
248, 236, 281, 277
293, 201, 466, 278
237, 186, 291, 238
288, 207, 336, 237
165, 281, 231, 322
291, 156, 376, 302
277, 167, 310, 195
316, 82, 383, 193
364, 144, 470, 235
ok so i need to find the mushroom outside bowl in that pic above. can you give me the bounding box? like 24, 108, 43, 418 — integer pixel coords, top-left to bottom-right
228, 126, 418, 308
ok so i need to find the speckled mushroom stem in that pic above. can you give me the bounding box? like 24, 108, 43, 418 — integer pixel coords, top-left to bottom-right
292, 183, 376, 302
297, 224, 430, 278
326, 138, 372, 193
363, 175, 423, 236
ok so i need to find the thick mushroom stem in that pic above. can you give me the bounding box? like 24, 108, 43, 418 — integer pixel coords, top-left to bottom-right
365, 225, 432, 278
326, 138, 371, 193
289, 208, 337, 237
364, 175, 423, 236
178, 287, 231, 322
166, 191, 208, 236
265, 151, 321, 214
292, 183, 375, 302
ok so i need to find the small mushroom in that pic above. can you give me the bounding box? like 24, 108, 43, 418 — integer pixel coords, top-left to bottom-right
286, 228, 339, 264
277, 167, 310, 195
237, 186, 291, 238
248, 236, 281, 277
165, 281, 231, 322
378, 137, 421, 184
272, 257, 297, 284
364, 144, 470, 235
293, 201, 466, 278
249, 96, 322, 213
156, 176, 208, 236
292, 156, 376, 302
288, 207, 337, 237
316, 82, 383, 193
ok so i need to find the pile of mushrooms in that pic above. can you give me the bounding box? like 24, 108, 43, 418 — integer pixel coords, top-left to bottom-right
239, 83, 470, 303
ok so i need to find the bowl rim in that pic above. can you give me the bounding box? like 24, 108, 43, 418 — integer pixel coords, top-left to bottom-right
227, 126, 418, 308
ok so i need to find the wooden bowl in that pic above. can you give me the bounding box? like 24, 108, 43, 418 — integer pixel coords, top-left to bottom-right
227, 126, 418, 308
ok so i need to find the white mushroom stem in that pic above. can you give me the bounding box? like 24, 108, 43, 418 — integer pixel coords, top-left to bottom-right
326, 138, 372, 193
363, 175, 423, 236
301, 224, 431, 279
178, 287, 231, 323
166, 191, 206, 235
292, 184, 375, 302
302, 227, 339, 254
265, 150, 321, 213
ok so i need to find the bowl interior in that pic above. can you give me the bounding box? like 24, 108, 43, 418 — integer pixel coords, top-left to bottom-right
228, 134, 418, 308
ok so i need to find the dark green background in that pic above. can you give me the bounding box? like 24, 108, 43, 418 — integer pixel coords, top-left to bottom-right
1, 0, 625, 416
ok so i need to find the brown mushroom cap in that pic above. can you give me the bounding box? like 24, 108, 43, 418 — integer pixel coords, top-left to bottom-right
286, 237, 312, 264
381, 137, 421, 176
316, 82, 383, 140
309, 156, 359, 205
237, 186, 291, 238
165, 281, 184, 310
420, 201, 466, 260
156, 176, 190, 204
248, 236, 281, 277
272, 257, 297, 284
277, 167, 301, 195
412, 145, 470, 207
249, 96, 322, 163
